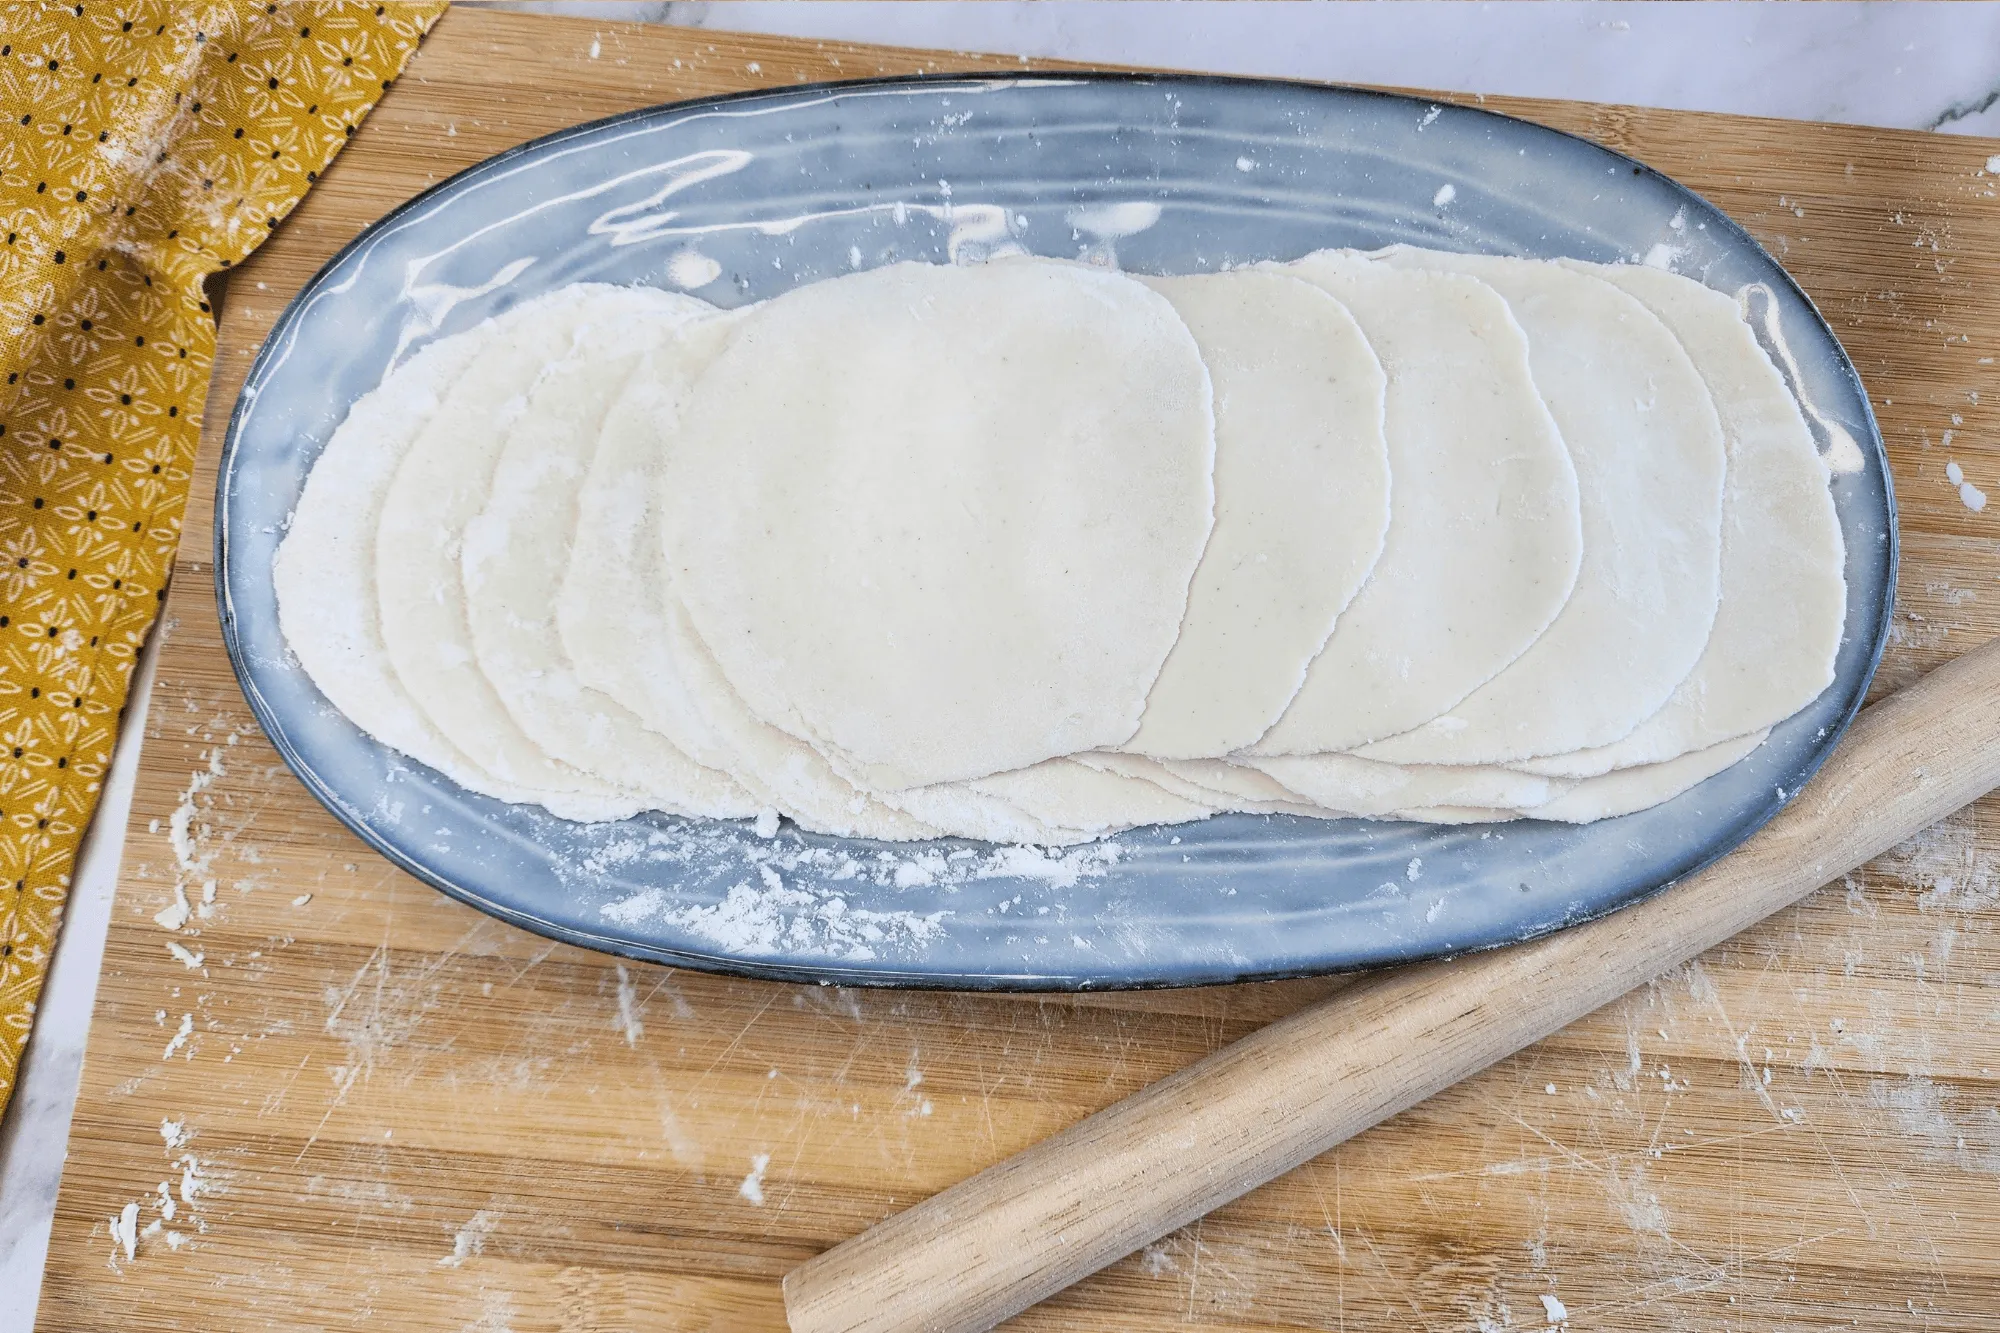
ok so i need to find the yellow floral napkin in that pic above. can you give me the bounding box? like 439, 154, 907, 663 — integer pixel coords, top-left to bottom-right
0, 0, 447, 1119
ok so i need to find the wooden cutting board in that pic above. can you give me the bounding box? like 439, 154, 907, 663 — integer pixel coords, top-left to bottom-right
39, 9, 2000, 1330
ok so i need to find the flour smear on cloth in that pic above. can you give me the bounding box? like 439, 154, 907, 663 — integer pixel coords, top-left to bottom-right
274, 248, 1845, 843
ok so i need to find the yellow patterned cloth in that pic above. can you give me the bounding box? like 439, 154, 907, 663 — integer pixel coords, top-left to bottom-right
0, 1, 446, 1117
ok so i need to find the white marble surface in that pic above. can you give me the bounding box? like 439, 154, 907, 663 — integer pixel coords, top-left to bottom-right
0, 632, 158, 1325
5, 3, 1998, 1327
499, 0, 2000, 136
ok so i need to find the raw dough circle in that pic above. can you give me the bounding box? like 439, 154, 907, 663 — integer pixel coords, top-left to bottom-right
1356, 248, 1727, 766
561, 317, 751, 772
1121, 269, 1390, 759
1511, 261, 1844, 778
462, 295, 759, 818
1253, 253, 1584, 755
663, 258, 1217, 791
374, 286, 671, 820
275, 321, 530, 800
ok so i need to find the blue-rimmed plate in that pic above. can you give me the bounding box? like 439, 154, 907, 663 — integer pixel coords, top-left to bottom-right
216, 74, 1893, 989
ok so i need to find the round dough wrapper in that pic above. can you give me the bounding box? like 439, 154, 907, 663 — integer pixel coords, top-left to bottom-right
1509, 261, 1844, 779
1155, 759, 1348, 816
1120, 269, 1390, 758
279, 293, 615, 819
1079, 754, 1326, 816
1356, 247, 1727, 766
557, 317, 938, 838
1244, 752, 1570, 819
375, 286, 662, 822
663, 258, 1216, 792
962, 759, 1215, 840
461, 296, 760, 819
1251, 254, 1583, 755
568, 316, 947, 839
276, 322, 544, 802
560, 315, 751, 771
655, 587, 944, 840
1434, 730, 1771, 825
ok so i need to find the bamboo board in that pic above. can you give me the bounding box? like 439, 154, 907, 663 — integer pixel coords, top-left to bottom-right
39, 9, 2000, 1330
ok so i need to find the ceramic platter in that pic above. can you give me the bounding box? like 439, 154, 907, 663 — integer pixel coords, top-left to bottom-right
217, 74, 1894, 989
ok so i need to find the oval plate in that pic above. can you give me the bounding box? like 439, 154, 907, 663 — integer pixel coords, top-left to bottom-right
217, 74, 1893, 990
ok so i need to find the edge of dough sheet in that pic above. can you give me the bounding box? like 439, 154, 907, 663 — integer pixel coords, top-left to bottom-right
1121, 267, 1390, 759
277, 290, 620, 821
1250, 251, 1584, 756
654, 579, 946, 840
561, 313, 755, 774
1354, 246, 1727, 766
1508, 260, 1845, 779
461, 296, 762, 819
1425, 729, 1772, 825
1240, 753, 1573, 819
661, 257, 1217, 792
374, 284, 661, 821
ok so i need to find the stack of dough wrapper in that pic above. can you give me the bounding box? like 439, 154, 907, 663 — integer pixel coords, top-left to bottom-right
276, 246, 1846, 845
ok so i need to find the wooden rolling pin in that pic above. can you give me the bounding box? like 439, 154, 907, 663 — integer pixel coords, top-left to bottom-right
784, 634, 2000, 1333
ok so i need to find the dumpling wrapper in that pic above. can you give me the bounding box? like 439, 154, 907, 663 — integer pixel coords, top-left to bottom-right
962, 760, 1215, 840
274, 320, 551, 804
1073, 753, 1297, 813
1242, 752, 1571, 818
566, 302, 1099, 843
280, 290, 641, 821
560, 316, 752, 774
461, 295, 759, 819
1407, 730, 1771, 824
563, 316, 940, 839
1357, 247, 1727, 766
374, 286, 665, 821
662, 258, 1216, 792
1525, 729, 1769, 823
1510, 261, 1844, 778
1120, 268, 1390, 758
1251, 255, 1583, 755
654, 590, 945, 840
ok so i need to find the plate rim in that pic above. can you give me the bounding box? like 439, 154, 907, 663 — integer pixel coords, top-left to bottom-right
213, 69, 1897, 991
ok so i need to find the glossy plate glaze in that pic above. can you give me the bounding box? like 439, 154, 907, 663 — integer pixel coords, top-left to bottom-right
217, 74, 1894, 989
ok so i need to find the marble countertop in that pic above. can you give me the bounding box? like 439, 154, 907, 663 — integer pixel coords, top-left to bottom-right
514, 0, 2000, 136
5, 3, 1997, 1327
